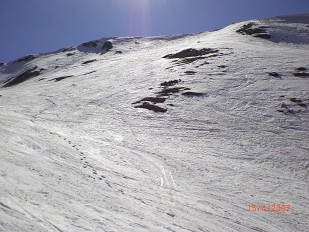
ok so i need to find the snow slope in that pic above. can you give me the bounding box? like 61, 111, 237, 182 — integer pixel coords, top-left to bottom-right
0, 14, 308, 232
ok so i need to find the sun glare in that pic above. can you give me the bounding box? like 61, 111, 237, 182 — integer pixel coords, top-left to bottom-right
128, 0, 151, 36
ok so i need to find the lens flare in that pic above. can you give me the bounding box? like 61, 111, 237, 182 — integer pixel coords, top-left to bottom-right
128, 0, 151, 36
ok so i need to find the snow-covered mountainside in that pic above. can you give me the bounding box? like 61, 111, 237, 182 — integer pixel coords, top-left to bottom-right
0, 14, 308, 232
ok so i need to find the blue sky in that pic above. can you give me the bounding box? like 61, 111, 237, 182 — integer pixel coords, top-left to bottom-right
0, 0, 308, 63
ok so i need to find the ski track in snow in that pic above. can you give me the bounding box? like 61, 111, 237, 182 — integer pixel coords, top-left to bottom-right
0, 14, 309, 232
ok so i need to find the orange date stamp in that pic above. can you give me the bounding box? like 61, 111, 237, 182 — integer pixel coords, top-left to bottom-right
248, 204, 291, 213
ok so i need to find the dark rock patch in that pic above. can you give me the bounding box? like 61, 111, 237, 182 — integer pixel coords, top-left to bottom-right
268, 72, 279, 77
290, 98, 307, 107
82, 59, 97, 65
167, 213, 175, 218
115, 51, 123, 54
135, 102, 167, 113
293, 67, 308, 77
50, 75, 74, 82
196, 61, 210, 68
177, 56, 209, 65
13, 55, 36, 64
277, 108, 295, 114
84, 71, 96, 75
184, 71, 197, 75
293, 72, 309, 77
160, 79, 181, 87
277, 102, 295, 114
3, 66, 40, 87
177, 53, 224, 65
82, 41, 98, 48
102, 41, 113, 51
133, 73, 205, 112
237, 23, 263, 35
237, 23, 271, 39
163, 48, 218, 59
133, 97, 166, 104
182, 91, 204, 97
61, 47, 75, 52
218, 65, 227, 68
0, 63, 4, 66
290, 98, 302, 103
164, 48, 231, 68
66, 53, 75, 56
157, 87, 186, 96
296, 67, 306, 71
281, 102, 288, 108
299, 103, 307, 107
253, 33, 271, 39
276, 101, 307, 114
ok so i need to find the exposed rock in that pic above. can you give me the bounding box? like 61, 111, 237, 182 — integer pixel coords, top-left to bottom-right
61, 47, 75, 52
3, 66, 40, 87
163, 48, 218, 59
278, 103, 294, 114
82, 59, 97, 65
268, 72, 279, 77
182, 91, 204, 97
13, 55, 36, 64
82, 41, 98, 48
177, 56, 210, 65
50, 75, 74, 82
157, 87, 187, 96
280, 102, 288, 109
83, 71, 96, 75
134, 97, 166, 104
254, 33, 271, 39
237, 23, 262, 35
134, 102, 167, 113
237, 23, 271, 39
102, 41, 113, 51
133, 97, 167, 104
167, 213, 175, 218
296, 67, 306, 71
184, 71, 197, 75
293, 72, 309, 77
160, 79, 181, 87
289, 98, 302, 103
290, 98, 307, 107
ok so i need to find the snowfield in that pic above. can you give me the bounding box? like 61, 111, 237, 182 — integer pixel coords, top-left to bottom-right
0, 14, 308, 232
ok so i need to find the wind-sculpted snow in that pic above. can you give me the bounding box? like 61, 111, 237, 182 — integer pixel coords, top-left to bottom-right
0, 14, 309, 232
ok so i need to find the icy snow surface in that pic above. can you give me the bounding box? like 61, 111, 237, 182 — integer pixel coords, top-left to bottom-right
0, 14, 308, 232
